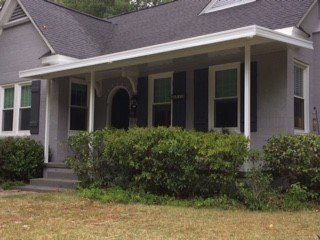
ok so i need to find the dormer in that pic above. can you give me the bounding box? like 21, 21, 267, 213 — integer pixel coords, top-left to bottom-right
201, 0, 256, 14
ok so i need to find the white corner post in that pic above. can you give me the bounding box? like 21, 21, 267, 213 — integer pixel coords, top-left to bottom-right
244, 43, 251, 140
88, 71, 95, 132
44, 79, 51, 163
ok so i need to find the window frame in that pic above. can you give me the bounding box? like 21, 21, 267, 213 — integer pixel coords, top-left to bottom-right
209, 62, 241, 132
294, 60, 310, 135
148, 72, 173, 127
0, 82, 32, 137
68, 77, 89, 136
19, 83, 32, 131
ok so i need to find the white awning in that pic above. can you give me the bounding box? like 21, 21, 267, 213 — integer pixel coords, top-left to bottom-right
19, 25, 313, 79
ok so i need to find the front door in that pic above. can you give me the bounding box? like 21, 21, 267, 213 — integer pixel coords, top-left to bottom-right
111, 89, 130, 129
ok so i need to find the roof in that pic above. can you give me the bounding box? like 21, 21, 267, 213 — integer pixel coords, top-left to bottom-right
19, 0, 115, 59
18, 0, 315, 59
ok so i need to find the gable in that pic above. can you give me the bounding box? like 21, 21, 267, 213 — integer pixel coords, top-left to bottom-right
9, 4, 27, 22
201, 0, 256, 14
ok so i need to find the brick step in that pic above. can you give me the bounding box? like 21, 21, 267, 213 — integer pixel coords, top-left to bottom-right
30, 178, 79, 189
45, 169, 78, 181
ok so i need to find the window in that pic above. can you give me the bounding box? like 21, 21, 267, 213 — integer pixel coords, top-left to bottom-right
69, 82, 88, 131
209, 63, 240, 130
149, 73, 172, 127
2, 87, 14, 131
19, 85, 31, 130
201, 0, 256, 14
294, 63, 309, 132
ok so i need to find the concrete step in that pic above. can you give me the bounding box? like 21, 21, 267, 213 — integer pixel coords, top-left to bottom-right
45, 169, 78, 181
17, 185, 71, 193
30, 178, 79, 189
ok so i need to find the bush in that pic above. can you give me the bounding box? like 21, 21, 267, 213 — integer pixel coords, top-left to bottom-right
67, 127, 249, 198
0, 137, 44, 181
263, 134, 320, 196
283, 183, 309, 211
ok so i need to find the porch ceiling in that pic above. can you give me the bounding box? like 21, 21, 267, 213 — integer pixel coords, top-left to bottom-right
19, 25, 313, 80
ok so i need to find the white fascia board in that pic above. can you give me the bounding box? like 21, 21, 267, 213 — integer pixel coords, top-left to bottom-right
19, 25, 313, 79
41, 54, 79, 66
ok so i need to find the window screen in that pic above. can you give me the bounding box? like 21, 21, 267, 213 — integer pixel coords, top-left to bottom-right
153, 77, 172, 127
20, 85, 31, 131
3, 87, 14, 131
214, 68, 238, 128
70, 83, 87, 131
154, 78, 171, 104
294, 65, 305, 130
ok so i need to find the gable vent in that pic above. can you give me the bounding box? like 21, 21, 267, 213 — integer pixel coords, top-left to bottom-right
202, 0, 256, 14
9, 4, 27, 22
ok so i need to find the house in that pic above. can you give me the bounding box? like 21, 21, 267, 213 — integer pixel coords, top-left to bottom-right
0, 0, 319, 190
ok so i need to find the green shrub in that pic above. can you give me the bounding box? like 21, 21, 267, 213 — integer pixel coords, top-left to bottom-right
263, 134, 320, 195
283, 183, 309, 211
67, 127, 249, 198
0, 138, 44, 181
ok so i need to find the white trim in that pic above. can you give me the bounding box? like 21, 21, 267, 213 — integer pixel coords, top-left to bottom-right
44, 79, 51, 163
148, 72, 173, 127
3, 16, 30, 29
294, 60, 310, 135
297, 0, 318, 27
201, 0, 256, 14
19, 25, 313, 79
88, 72, 95, 132
68, 77, 89, 136
208, 62, 241, 132
0, 82, 32, 137
244, 43, 251, 139
41, 54, 78, 66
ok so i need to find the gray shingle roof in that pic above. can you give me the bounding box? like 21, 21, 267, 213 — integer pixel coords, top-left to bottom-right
19, 0, 315, 59
19, 0, 115, 59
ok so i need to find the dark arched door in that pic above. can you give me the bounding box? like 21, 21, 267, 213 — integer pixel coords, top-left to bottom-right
111, 89, 130, 129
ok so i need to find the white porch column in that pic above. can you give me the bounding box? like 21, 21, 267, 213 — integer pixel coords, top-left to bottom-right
88, 71, 95, 132
44, 79, 51, 163
244, 43, 251, 140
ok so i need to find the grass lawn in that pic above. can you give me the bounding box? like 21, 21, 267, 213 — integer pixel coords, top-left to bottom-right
0, 192, 319, 240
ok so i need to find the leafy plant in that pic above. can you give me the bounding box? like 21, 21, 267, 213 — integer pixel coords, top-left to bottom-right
264, 134, 320, 195
67, 127, 249, 198
0, 138, 44, 181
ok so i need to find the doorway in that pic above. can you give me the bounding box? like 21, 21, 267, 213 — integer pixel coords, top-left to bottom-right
110, 88, 130, 129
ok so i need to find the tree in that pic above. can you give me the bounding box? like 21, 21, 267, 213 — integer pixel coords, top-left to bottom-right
56, 0, 172, 18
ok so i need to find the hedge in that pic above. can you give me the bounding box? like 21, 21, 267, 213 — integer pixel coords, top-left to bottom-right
264, 134, 320, 195
0, 137, 44, 181
66, 127, 249, 198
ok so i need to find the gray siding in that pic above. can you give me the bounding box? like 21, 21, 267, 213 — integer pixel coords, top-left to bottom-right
0, 22, 50, 145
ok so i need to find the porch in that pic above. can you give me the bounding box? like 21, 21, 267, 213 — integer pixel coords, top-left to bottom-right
19, 25, 313, 163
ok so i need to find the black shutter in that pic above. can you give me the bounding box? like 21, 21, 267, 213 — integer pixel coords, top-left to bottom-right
30, 80, 41, 135
240, 62, 258, 132
194, 68, 208, 132
137, 76, 148, 127
172, 71, 186, 128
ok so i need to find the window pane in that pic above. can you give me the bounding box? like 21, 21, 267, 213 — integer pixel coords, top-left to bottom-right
294, 66, 303, 97
20, 108, 31, 130
2, 109, 13, 131
21, 85, 31, 108
71, 83, 87, 107
4, 88, 14, 109
154, 78, 171, 104
215, 99, 238, 128
294, 97, 304, 130
215, 69, 237, 98
70, 107, 87, 131
153, 104, 171, 127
